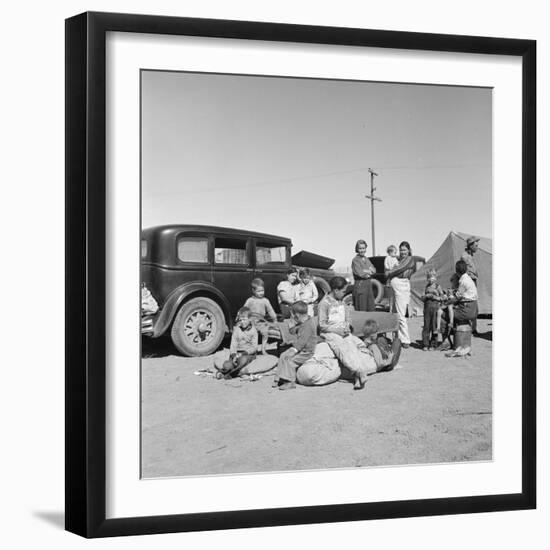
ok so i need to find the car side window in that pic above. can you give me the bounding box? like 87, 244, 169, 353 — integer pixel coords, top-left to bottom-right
214, 237, 248, 265
256, 242, 288, 265
177, 237, 209, 263
141, 239, 147, 259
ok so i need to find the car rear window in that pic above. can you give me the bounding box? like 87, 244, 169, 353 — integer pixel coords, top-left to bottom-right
177, 237, 209, 263
256, 243, 287, 265
214, 237, 248, 265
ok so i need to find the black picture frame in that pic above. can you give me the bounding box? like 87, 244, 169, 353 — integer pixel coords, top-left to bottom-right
65, 11, 536, 538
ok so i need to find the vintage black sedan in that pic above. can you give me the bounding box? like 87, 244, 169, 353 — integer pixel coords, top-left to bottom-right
141, 225, 339, 356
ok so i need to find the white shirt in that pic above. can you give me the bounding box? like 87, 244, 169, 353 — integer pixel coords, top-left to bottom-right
384, 255, 399, 272
277, 280, 297, 305
296, 280, 319, 316
457, 273, 478, 301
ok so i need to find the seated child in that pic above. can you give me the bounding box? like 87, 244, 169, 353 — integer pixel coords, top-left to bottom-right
422, 269, 445, 350
384, 245, 399, 311
277, 267, 298, 319
244, 278, 278, 354
273, 301, 318, 390
296, 268, 319, 317
218, 307, 258, 379
363, 319, 402, 371
318, 276, 351, 337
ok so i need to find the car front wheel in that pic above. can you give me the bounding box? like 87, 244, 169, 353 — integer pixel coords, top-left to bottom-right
171, 297, 225, 356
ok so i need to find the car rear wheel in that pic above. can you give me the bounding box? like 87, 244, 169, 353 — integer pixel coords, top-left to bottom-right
313, 278, 331, 315
171, 297, 225, 356
372, 279, 385, 304
345, 280, 385, 308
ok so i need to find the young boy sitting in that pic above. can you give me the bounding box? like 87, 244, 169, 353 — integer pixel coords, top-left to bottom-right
244, 278, 278, 354
218, 307, 258, 379
296, 268, 319, 317
273, 301, 318, 390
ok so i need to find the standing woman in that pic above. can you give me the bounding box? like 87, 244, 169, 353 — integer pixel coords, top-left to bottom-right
351, 239, 376, 312
386, 241, 415, 348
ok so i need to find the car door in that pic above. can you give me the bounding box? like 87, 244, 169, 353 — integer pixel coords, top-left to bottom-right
253, 239, 290, 316
211, 234, 253, 319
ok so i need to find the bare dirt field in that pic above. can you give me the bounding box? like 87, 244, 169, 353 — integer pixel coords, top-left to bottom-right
141, 317, 492, 478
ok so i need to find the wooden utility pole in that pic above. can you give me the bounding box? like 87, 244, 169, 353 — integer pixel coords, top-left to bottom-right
365, 168, 381, 255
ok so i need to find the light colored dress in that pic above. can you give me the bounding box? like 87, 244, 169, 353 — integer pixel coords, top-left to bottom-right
387, 255, 415, 345
296, 280, 319, 316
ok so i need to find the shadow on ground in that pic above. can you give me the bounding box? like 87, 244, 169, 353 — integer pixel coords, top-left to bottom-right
33, 511, 64, 530
474, 331, 493, 341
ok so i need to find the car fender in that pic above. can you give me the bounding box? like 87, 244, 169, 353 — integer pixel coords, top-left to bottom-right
312, 276, 331, 297
152, 282, 231, 337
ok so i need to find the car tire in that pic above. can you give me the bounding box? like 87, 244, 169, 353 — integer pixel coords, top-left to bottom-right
313, 277, 331, 301
372, 279, 385, 304
171, 297, 226, 356
313, 278, 331, 315
343, 293, 354, 308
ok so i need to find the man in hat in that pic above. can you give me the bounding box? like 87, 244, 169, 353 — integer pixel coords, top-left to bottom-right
461, 236, 480, 335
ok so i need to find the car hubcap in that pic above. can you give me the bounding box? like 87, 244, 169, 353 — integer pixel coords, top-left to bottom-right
184, 309, 216, 346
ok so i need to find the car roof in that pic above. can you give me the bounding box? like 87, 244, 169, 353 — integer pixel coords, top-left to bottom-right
142, 224, 292, 244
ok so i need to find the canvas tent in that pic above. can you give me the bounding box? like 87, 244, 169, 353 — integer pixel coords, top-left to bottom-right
410, 231, 492, 315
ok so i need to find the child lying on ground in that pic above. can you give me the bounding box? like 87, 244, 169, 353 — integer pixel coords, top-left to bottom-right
362, 319, 402, 371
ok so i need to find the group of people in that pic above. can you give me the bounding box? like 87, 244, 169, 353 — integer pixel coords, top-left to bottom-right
218, 234, 481, 386
352, 239, 416, 347
219, 267, 401, 390
352, 235, 481, 353
420, 236, 480, 351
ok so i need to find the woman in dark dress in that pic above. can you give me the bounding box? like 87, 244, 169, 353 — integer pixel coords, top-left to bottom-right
351, 239, 376, 312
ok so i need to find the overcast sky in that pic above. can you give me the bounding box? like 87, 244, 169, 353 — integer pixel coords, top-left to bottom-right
141, 70, 492, 268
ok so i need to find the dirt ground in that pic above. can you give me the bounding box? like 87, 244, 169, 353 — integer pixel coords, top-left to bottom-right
141, 317, 492, 478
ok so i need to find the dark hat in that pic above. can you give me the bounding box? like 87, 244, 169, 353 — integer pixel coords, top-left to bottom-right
466, 236, 480, 247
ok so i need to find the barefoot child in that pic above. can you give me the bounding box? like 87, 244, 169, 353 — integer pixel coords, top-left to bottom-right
244, 278, 278, 354
218, 307, 258, 378
273, 301, 318, 390
437, 273, 458, 349
422, 269, 445, 350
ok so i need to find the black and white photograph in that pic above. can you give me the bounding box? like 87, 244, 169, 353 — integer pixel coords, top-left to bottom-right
140, 69, 493, 479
